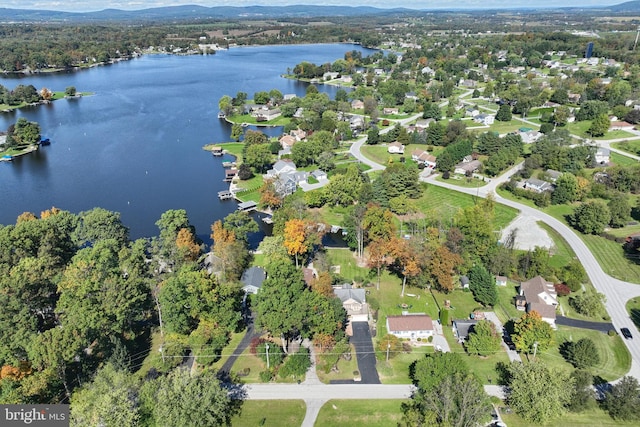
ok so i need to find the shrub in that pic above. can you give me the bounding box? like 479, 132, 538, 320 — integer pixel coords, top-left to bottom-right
278, 348, 311, 379
554, 283, 571, 297
427, 336, 434, 343
259, 369, 273, 382
256, 342, 285, 367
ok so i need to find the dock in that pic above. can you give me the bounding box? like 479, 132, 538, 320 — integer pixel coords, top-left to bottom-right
224, 168, 238, 182
211, 146, 223, 156
218, 190, 234, 200
262, 216, 273, 224
237, 201, 257, 212
222, 161, 237, 168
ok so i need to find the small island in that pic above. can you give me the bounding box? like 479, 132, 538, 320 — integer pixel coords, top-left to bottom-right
0, 84, 89, 113
0, 118, 44, 161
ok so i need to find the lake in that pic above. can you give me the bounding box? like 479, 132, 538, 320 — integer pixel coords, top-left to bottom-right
0, 43, 375, 244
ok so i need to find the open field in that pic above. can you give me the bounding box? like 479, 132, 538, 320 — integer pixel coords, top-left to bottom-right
501, 407, 637, 427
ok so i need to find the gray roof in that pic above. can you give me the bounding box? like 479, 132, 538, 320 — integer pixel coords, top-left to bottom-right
453, 319, 478, 340
241, 266, 267, 290
334, 288, 366, 304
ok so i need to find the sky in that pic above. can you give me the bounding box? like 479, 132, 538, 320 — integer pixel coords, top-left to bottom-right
0, 1, 628, 13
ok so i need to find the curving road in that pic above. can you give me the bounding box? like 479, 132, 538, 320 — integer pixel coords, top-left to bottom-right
420, 171, 640, 380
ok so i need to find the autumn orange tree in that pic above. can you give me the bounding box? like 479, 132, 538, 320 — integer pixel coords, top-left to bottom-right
389, 237, 421, 297
258, 178, 282, 209
210, 220, 246, 281
175, 228, 201, 262
428, 245, 463, 293
512, 310, 554, 354
367, 237, 393, 290
283, 218, 308, 268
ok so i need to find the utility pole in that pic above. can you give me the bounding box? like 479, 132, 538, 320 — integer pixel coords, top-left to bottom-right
532, 341, 538, 361
386, 340, 391, 362
266, 343, 270, 369
634, 25, 640, 51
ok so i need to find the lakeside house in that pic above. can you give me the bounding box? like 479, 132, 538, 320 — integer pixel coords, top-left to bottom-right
241, 266, 267, 294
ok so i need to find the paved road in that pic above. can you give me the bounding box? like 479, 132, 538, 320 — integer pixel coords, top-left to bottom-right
422, 174, 640, 380
555, 316, 614, 333
350, 321, 381, 384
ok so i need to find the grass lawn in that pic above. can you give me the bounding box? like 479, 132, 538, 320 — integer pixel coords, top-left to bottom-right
227, 113, 290, 127
316, 344, 359, 383
501, 407, 637, 427
360, 144, 402, 166
539, 222, 576, 269
612, 139, 640, 156
231, 400, 306, 427
419, 184, 519, 229
594, 130, 637, 141
626, 297, 640, 329
315, 399, 405, 427
209, 330, 246, 371
326, 248, 369, 282
230, 345, 265, 383
203, 142, 245, 163
436, 174, 488, 188
313, 205, 351, 227
487, 119, 534, 134
536, 326, 630, 382
610, 151, 638, 167
377, 346, 434, 384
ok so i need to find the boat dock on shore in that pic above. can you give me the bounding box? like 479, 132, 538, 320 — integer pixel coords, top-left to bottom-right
218, 190, 234, 200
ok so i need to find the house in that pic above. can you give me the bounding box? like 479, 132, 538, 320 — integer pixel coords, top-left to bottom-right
241, 266, 267, 294
412, 149, 437, 168
474, 114, 495, 125
350, 116, 365, 130
609, 121, 634, 131
545, 169, 562, 182
465, 106, 480, 117
519, 276, 558, 327
383, 107, 399, 115
311, 169, 328, 181
452, 319, 478, 343
283, 94, 297, 101
290, 128, 307, 141
202, 252, 222, 276
496, 276, 508, 286
387, 141, 405, 154
519, 130, 543, 144
334, 285, 369, 322
274, 175, 297, 197
254, 107, 281, 121
266, 159, 297, 178
454, 160, 481, 175
414, 118, 434, 130
279, 134, 296, 149
595, 147, 610, 165
387, 314, 434, 341
524, 178, 553, 193
323, 71, 339, 80
460, 275, 470, 289
351, 100, 365, 110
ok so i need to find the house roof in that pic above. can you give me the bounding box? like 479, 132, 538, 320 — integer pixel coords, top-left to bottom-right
387, 315, 433, 332
496, 275, 508, 282
273, 159, 296, 173
525, 178, 551, 188
302, 268, 315, 286
455, 160, 481, 172
334, 288, 366, 305
528, 303, 556, 320
460, 275, 470, 285
520, 276, 557, 309
241, 266, 266, 290
453, 319, 478, 339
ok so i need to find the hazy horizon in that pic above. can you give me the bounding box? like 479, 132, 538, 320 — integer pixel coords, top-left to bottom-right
0, 1, 627, 13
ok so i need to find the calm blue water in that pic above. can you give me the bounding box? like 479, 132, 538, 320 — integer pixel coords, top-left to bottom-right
0, 44, 374, 243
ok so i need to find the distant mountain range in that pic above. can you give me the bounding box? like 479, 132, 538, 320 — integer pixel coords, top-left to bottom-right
0, 2, 639, 23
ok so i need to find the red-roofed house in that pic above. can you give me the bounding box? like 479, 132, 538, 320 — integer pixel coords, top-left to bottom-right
386, 314, 434, 341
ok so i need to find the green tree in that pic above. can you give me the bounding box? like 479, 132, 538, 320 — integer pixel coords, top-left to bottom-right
366, 125, 380, 145
465, 320, 502, 356
569, 292, 606, 318
218, 95, 233, 117
512, 310, 554, 354
230, 123, 243, 141
608, 192, 631, 228
569, 200, 611, 235
142, 369, 239, 427
506, 361, 573, 423
70, 364, 139, 427
410, 352, 468, 391
563, 338, 600, 369
468, 264, 498, 306
73, 207, 129, 247
588, 113, 611, 137
65, 86, 77, 96
244, 143, 272, 173
603, 376, 640, 421
495, 104, 512, 121
551, 173, 579, 204
7, 117, 41, 147
568, 369, 596, 412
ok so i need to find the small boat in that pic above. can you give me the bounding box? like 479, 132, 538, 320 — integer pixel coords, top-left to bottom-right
40, 137, 51, 146
1, 155, 13, 162
217, 112, 226, 119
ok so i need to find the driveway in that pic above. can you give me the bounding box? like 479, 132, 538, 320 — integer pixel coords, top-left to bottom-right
484, 312, 521, 363
350, 321, 381, 384
556, 316, 614, 333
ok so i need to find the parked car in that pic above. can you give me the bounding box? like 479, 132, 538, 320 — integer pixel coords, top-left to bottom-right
621, 327, 633, 339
